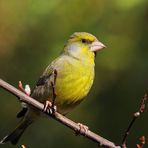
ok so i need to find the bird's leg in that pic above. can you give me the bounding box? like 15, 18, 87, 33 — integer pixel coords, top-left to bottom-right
43, 69, 57, 115
76, 123, 89, 136
43, 100, 57, 114
43, 100, 51, 112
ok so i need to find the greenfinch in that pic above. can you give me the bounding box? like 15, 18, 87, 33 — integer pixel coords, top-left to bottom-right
0, 32, 105, 145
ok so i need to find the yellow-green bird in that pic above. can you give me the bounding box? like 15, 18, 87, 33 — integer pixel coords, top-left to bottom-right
0, 32, 105, 145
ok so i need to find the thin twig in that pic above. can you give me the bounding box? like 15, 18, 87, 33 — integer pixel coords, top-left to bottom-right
121, 94, 147, 148
0, 79, 120, 148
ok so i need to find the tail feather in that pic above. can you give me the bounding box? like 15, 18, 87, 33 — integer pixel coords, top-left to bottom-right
0, 119, 32, 145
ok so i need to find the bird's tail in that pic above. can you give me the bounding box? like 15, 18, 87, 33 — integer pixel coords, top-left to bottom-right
0, 118, 32, 145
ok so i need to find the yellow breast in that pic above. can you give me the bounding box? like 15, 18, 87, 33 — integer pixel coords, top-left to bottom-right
54, 55, 94, 114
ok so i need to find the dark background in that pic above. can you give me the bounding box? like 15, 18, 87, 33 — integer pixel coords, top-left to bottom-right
0, 0, 148, 147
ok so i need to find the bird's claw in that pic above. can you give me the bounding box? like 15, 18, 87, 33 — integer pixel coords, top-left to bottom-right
76, 123, 89, 136
43, 100, 57, 115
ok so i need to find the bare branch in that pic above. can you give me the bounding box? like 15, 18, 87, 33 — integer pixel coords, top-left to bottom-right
0, 79, 120, 148
121, 94, 147, 148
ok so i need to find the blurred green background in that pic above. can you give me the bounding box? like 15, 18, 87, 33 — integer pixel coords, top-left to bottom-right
0, 0, 148, 147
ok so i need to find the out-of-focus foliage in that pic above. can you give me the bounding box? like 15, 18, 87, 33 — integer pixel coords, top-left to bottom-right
0, 0, 148, 148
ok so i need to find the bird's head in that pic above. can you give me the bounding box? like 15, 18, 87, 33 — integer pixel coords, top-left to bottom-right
63, 32, 106, 61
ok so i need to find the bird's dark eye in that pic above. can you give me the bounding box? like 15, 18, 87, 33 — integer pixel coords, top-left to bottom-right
81, 39, 92, 44
81, 39, 87, 43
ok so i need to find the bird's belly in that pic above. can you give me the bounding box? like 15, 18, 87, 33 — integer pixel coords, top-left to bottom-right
55, 68, 94, 114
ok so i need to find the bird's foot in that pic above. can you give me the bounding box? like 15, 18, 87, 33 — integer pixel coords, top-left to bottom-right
18, 81, 31, 96
76, 123, 89, 136
43, 100, 57, 115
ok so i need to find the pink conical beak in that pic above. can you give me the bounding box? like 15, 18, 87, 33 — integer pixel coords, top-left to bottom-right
90, 40, 106, 52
